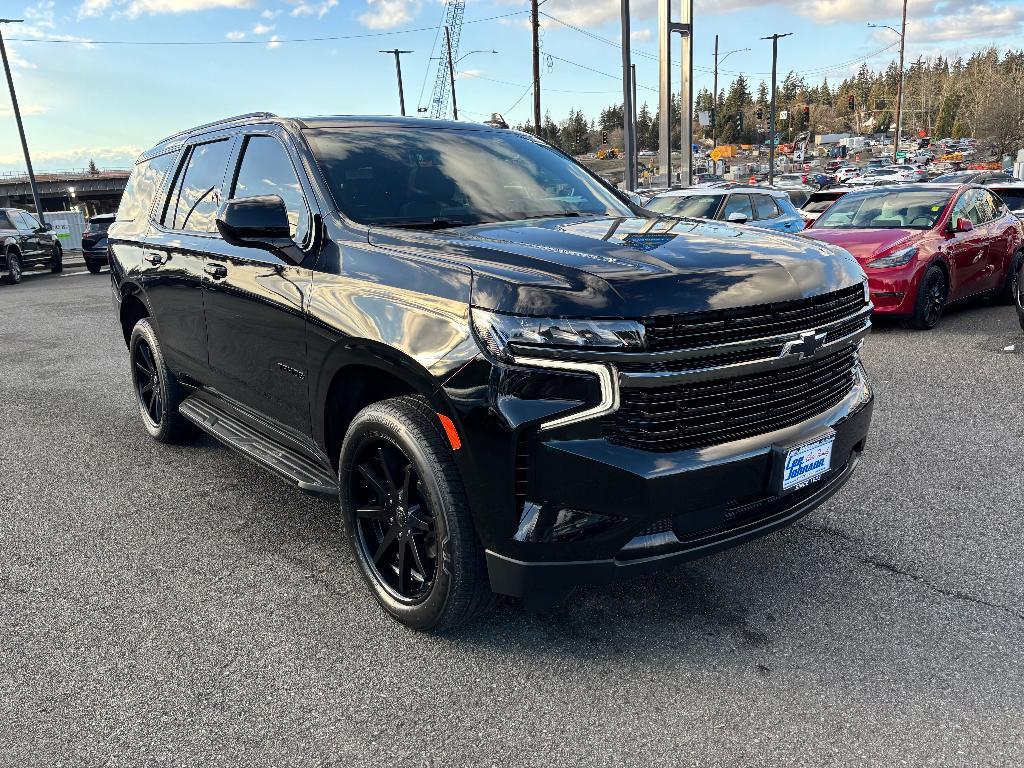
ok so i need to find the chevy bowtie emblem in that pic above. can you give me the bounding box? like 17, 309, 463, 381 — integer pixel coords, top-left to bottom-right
781, 330, 827, 360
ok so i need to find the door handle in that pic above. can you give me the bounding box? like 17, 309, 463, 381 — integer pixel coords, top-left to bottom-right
143, 251, 166, 266
204, 263, 228, 279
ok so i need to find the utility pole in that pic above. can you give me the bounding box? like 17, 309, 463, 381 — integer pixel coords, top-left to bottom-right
530, 0, 541, 135
762, 32, 792, 187
631, 63, 638, 147
0, 19, 44, 223
679, 0, 693, 188
444, 26, 458, 120
658, 0, 693, 187
894, 0, 908, 163
379, 49, 413, 116
620, 0, 637, 191
712, 35, 719, 149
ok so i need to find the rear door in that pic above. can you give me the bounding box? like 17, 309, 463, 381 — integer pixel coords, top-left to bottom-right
202, 128, 319, 436
143, 137, 235, 378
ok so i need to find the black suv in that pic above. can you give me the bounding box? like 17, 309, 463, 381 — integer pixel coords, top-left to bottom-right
1, 207, 62, 284
82, 213, 116, 273
109, 113, 874, 631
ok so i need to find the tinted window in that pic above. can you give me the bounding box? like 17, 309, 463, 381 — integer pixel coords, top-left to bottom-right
992, 189, 1024, 211
722, 194, 753, 220
19, 211, 40, 229
0, 212, 13, 229
167, 140, 232, 233
304, 127, 631, 226
953, 190, 988, 226
117, 152, 176, 222
802, 192, 847, 214
753, 195, 780, 219
646, 194, 722, 219
231, 135, 309, 244
814, 190, 953, 230
86, 219, 112, 233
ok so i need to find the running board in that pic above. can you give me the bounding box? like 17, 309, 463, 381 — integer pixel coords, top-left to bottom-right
179, 397, 339, 498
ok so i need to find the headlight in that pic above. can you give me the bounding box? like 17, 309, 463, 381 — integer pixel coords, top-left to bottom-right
471, 308, 645, 362
867, 246, 918, 268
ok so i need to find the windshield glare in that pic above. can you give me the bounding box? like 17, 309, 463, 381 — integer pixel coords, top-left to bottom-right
813, 190, 952, 230
645, 194, 722, 219
303, 127, 632, 226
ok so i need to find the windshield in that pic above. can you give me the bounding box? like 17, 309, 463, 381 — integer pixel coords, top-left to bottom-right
802, 193, 847, 213
813, 190, 953, 230
992, 189, 1024, 210
645, 194, 723, 219
303, 127, 632, 227
931, 172, 975, 183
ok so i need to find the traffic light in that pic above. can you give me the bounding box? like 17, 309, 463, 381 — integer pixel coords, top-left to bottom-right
601, 130, 608, 145
847, 95, 855, 111
735, 112, 744, 133
802, 105, 810, 126
755, 107, 763, 120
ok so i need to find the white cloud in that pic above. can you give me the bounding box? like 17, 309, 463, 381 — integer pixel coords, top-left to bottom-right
631, 28, 652, 42
0, 104, 48, 116
904, 2, 1024, 42
6, 48, 37, 70
456, 69, 482, 80
267, 34, 281, 48
358, 0, 420, 29
252, 22, 274, 33
289, 0, 339, 17
261, 8, 280, 18
0, 145, 142, 168
79, 0, 256, 18
225, 30, 246, 39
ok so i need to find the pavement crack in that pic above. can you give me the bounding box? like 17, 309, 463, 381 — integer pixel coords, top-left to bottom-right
797, 522, 1024, 622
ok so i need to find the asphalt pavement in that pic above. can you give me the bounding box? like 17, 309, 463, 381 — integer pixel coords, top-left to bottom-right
1, 269, 1023, 766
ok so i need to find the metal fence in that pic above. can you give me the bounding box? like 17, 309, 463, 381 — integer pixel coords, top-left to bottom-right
44, 211, 86, 252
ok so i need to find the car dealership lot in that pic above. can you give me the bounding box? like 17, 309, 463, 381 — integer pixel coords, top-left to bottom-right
2, 272, 1023, 765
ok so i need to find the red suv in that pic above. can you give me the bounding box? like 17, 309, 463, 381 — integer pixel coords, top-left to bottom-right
802, 184, 1024, 329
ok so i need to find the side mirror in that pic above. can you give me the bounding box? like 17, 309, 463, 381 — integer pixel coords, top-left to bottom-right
41, 222, 53, 232
952, 217, 973, 233
216, 195, 301, 261
727, 211, 749, 224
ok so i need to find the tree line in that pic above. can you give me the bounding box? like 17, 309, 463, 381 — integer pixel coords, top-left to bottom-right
513, 47, 1024, 158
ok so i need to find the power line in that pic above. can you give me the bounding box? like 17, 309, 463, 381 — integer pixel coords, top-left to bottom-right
7, 10, 529, 45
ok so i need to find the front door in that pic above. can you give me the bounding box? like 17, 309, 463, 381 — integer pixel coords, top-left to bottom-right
947, 189, 991, 300
202, 130, 319, 436
11, 211, 44, 262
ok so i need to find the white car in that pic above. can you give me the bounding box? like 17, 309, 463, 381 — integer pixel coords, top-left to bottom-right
835, 166, 861, 183
846, 168, 908, 186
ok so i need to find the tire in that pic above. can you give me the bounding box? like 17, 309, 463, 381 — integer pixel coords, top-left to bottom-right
909, 264, 948, 330
128, 319, 195, 444
1014, 256, 1024, 331
3, 250, 22, 285
339, 395, 492, 632
50, 243, 63, 273
996, 249, 1023, 305
86, 260, 103, 274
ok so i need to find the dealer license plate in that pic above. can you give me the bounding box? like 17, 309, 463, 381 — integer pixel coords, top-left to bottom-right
780, 433, 835, 492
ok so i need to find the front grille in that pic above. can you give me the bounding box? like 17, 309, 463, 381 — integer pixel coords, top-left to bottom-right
609, 346, 858, 452
644, 283, 866, 352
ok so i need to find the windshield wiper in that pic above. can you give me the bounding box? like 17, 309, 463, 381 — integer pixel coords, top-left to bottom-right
373, 217, 476, 230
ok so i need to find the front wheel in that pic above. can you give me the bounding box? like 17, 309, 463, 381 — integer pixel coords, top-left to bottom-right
909, 264, 948, 330
339, 395, 491, 632
3, 251, 21, 285
50, 243, 63, 273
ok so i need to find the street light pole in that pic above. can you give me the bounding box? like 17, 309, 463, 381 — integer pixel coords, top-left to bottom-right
711, 42, 750, 149
894, 0, 908, 164
379, 49, 413, 116
0, 19, 45, 224
444, 26, 458, 120
531, 0, 541, 135
620, 0, 637, 191
761, 32, 792, 188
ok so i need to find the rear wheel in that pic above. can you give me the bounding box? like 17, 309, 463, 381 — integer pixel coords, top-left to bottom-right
50, 243, 63, 273
909, 264, 948, 330
3, 250, 21, 285
339, 395, 491, 632
128, 319, 195, 443
86, 260, 103, 274
1015, 257, 1024, 331
996, 249, 1023, 305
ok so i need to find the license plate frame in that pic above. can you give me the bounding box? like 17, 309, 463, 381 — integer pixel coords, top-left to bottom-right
772, 430, 836, 495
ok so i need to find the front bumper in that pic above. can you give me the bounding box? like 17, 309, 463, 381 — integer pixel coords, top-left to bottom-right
866, 261, 925, 315
485, 369, 873, 605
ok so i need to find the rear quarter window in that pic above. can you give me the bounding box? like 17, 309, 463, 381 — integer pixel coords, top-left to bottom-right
116, 152, 177, 223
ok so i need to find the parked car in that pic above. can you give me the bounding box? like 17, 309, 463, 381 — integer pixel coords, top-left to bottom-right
694, 172, 726, 186
82, 214, 115, 273
644, 186, 805, 233
108, 113, 874, 630
846, 168, 909, 187
806, 172, 835, 189
803, 184, 1024, 329
987, 182, 1024, 219
930, 170, 1014, 185
774, 173, 809, 189
835, 166, 862, 184
799, 187, 854, 226
0, 207, 62, 285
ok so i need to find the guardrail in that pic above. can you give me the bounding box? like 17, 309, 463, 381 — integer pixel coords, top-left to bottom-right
0, 168, 132, 182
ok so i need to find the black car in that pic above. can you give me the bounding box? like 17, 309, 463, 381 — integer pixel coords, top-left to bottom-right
1, 207, 62, 284
82, 214, 115, 273
109, 113, 874, 631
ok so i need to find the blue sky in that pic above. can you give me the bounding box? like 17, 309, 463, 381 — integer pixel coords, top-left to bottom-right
2, 0, 1023, 171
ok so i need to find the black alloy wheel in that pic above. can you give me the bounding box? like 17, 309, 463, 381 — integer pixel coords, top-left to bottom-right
911, 265, 948, 330
1015, 257, 1024, 331
3, 251, 21, 284
132, 338, 164, 428
50, 243, 63, 273
351, 440, 438, 603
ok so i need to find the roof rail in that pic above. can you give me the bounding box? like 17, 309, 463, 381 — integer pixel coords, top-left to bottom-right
155, 112, 278, 145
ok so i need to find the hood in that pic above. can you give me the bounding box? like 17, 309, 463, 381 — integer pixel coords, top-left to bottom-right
802, 227, 921, 263
368, 215, 865, 318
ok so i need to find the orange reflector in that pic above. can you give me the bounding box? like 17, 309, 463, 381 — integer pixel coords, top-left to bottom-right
437, 413, 462, 451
